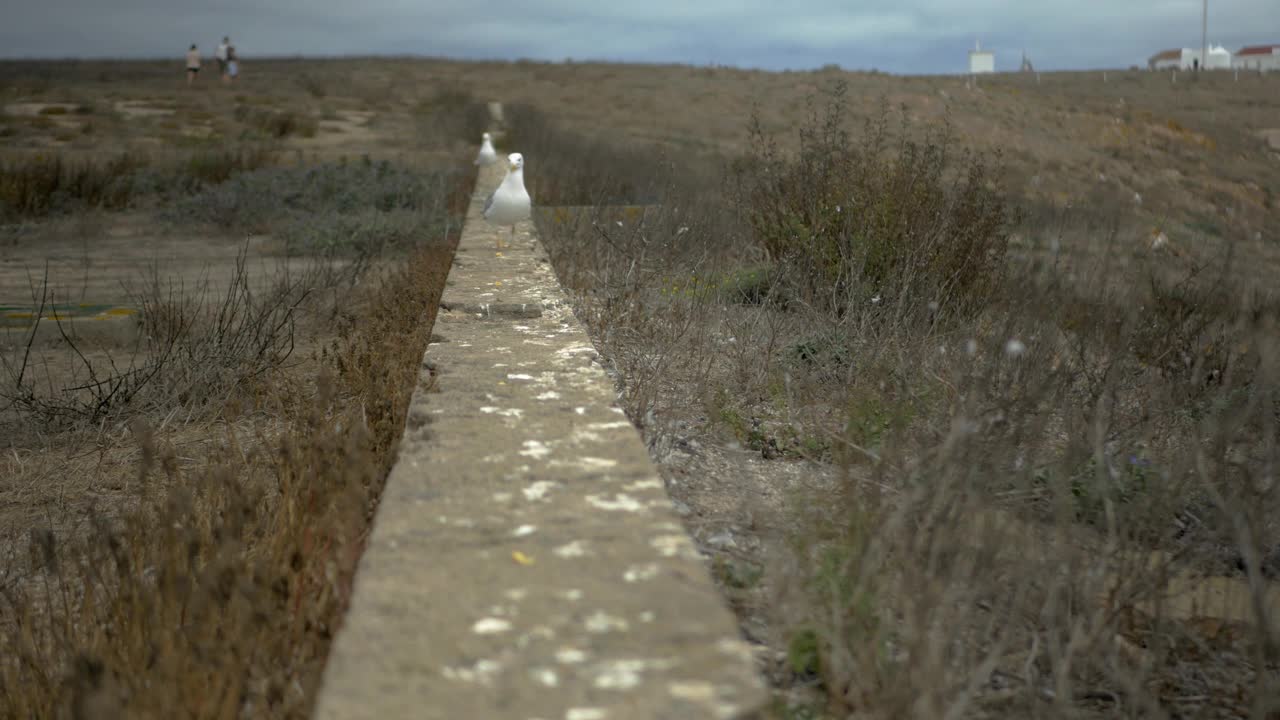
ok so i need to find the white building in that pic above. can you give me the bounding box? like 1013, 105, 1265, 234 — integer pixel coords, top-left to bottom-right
1197, 45, 1233, 69
1148, 45, 1232, 71
1233, 45, 1280, 72
1149, 49, 1181, 70
968, 40, 994, 74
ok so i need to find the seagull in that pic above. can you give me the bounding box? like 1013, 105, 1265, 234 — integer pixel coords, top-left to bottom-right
475, 132, 497, 166
483, 152, 531, 251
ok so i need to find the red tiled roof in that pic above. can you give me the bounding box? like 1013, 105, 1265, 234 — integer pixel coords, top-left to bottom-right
1237, 45, 1280, 56
1149, 49, 1181, 61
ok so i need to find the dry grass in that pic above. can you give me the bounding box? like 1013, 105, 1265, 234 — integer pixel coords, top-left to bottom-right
0, 228, 463, 718
526, 82, 1280, 718
0, 65, 474, 714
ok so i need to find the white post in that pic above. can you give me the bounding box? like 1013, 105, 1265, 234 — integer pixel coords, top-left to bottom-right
1103, 71, 1108, 83
1201, 0, 1208, 75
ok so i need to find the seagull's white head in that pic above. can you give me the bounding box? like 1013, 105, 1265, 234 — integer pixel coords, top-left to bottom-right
508, 153, 524, 171
482, 132, 491, 141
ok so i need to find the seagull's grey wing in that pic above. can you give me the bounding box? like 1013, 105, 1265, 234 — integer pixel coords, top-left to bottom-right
483, 187, 497, 218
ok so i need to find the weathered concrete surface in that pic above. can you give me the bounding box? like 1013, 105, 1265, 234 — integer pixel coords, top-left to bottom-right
314, 162, 766, 719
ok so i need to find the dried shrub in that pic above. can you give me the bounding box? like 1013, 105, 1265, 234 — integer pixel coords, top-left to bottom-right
182, 144, 276, 186
526, 93, 1280, 718
738, 82, 1014, 320
1, 147, 279, 221
501, 103, 678, 206
0, 153, 144, 219
0, 166, 466, 717
168, 158, 465, 257
296, 73, 327, 99
413, 85, 490, 145
235, 105, 320, 139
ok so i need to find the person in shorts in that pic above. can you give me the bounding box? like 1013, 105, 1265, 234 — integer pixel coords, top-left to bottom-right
185, 44, 201, 86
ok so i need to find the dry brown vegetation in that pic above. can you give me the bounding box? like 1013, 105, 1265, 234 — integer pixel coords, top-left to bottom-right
2, 57, 1279, 718
511, 77, 1279, 717
0, 238, 459, 717
1, 59, 481, 717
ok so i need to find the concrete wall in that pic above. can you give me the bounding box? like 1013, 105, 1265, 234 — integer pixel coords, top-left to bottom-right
969, 51, 995, 74
312, 153, 766, 720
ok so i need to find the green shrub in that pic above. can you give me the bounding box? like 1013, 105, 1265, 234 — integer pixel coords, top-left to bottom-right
718, 264, 777, 305
787, 628, 822, 678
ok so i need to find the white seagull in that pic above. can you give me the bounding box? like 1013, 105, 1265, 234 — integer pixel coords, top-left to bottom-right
475, 132, 498, 166
483, 152, 531, 251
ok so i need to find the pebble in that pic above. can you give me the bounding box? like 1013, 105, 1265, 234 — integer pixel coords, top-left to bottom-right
706, 530, 737, 550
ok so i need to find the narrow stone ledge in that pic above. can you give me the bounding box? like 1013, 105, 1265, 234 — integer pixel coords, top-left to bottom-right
314, 148, 766, 720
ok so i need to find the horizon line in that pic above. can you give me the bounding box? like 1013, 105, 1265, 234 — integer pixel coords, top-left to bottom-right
0, 53, 1171, 76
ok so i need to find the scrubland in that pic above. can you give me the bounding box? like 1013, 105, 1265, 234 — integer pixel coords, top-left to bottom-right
2, 57, 1278, 718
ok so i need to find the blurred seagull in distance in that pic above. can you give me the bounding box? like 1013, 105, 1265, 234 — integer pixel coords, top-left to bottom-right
475, 132, 498, 166
483, 152, 531, 251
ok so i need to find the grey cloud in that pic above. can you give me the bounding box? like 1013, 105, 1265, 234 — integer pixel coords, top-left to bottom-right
0, 0, 1276, 73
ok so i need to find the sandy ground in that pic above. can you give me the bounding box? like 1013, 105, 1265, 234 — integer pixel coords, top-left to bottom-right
0, 215, 340, 308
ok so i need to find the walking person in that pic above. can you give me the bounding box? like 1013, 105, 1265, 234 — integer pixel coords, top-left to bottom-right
216, 36, 230, 83
226, 42, 240, 83
185, 44, 201, 87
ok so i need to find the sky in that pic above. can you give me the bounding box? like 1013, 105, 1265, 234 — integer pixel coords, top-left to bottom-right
1, 0, 1277, 74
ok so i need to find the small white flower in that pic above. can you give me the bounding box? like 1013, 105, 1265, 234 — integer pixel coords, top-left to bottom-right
1005, 339, 1026, 357
965, 339, 978, 356
871, 295, 881, 305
